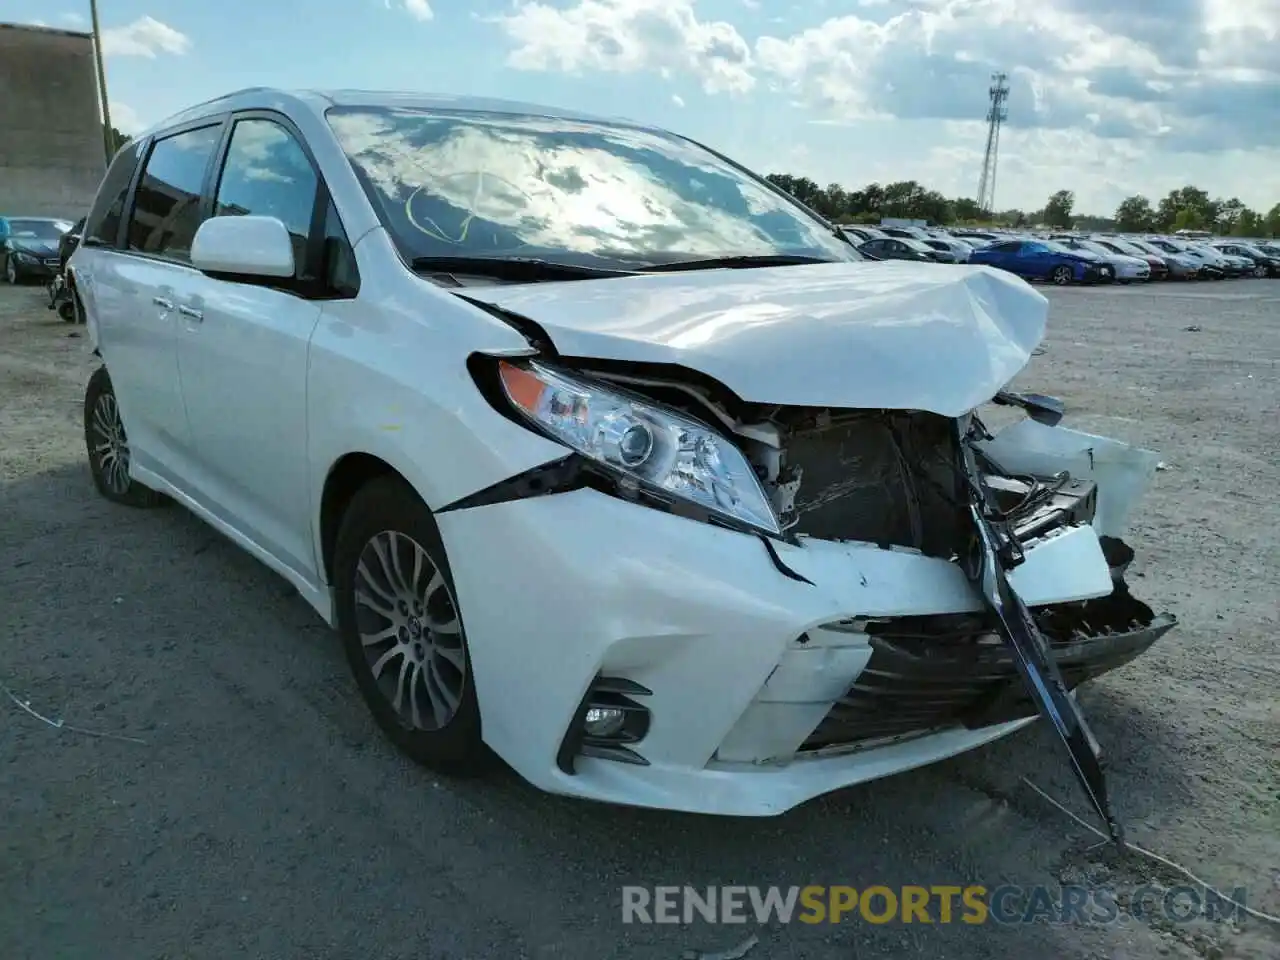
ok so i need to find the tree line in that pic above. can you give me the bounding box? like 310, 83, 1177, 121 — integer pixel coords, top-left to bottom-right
763, 174, 1280, 238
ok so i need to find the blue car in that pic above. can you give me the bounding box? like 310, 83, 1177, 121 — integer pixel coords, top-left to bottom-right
967, 238, 1115, 286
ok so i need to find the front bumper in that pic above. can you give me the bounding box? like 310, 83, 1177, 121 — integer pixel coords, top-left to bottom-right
1081, 263, 1115, 283
9, 255, 59, 279
438, 420, 1173, 816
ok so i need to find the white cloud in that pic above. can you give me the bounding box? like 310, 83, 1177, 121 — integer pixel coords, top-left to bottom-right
109, 102, 143, 135
491, 0, 755, 94
386, 0, 434, 20
59, 13, 87, 26
489, 0, 1280, 212
672, 93, 685, 107
100, 16, 191, 58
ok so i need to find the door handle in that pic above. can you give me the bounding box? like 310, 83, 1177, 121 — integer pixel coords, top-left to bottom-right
178, 305, 203, 322
153, 296, 173, 309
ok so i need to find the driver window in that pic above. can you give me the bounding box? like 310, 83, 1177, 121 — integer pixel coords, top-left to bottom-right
212, 118, 319, 277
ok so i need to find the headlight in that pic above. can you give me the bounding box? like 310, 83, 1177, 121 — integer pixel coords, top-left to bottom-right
495, 359, 780, 535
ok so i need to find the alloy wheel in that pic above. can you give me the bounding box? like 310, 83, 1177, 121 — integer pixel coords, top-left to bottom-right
89, 391, 131, 494
4, 259, 15, 284
1255, 264, 1267, 278
353, 530, 467, 731
1052, 266, 1071, 285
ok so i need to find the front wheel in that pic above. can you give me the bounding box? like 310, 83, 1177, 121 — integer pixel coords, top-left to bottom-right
3, 257, 17, 285
1051, 265, 1073, 285
333, 475, 487, 774
1254, 264, 1267, 278
84, 366, 168, 507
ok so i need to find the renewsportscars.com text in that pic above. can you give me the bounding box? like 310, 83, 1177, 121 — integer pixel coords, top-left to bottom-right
621, 884, 1251, 926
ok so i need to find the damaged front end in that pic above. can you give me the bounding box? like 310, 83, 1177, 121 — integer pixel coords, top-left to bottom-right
759, 403, 1171, 845
731, 400, 1172, 844
453, 353, 1175, 835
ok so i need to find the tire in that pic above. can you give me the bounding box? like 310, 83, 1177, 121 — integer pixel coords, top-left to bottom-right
1051, 265, 1072, 285
1254, 264, 1267, 278
333, 475, 487, 774
84, 366, 168, 508
3, 256, 17, 285
58, 299, 76, 322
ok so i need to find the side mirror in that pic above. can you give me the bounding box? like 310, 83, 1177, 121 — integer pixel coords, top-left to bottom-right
191, 215, 295, 279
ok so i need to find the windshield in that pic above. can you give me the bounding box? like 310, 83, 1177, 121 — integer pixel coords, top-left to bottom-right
7, 219, 69, 241
1041, 240, 1075, 254
903, 239, 934, 252
326, 106, 859, 270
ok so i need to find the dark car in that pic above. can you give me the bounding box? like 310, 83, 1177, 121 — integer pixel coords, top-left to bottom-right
1, 216, 72, 284
919, 238, 965, 263
59, 217, 85, 269
1210, 241, 1280, 278
858, 237, 939, 262
968, 238, 1114, 285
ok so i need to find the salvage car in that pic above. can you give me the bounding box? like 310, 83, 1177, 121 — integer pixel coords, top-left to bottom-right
1209, 240, 1279, 278
967, 238, 1115, 285
69, 89, 1174, 833
1089, 236, 1169, 280
1, 215, 71, 284
858, 236, 941, 262
1145, 238, 1223, 280
1124, 238, 1202, 280
1051, 236, 1150, 283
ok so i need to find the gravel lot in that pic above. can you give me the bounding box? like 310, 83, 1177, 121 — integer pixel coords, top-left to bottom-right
2, 278, 1277, 960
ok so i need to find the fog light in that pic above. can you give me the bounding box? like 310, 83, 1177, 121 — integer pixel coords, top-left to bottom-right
584, 706, 626, 738
557, 676, 653, 774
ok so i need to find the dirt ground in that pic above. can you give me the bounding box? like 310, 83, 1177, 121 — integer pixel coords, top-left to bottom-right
1, 278, 1277, 960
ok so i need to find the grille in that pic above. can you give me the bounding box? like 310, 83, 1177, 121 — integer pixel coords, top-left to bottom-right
782, 411, 970, 559
801, 590, 1170, 752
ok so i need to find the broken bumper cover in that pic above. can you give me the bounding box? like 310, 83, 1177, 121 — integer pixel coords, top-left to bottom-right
436, 422, 1173, 817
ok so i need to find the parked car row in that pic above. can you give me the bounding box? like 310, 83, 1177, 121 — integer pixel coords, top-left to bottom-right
838, 221, 1280, 285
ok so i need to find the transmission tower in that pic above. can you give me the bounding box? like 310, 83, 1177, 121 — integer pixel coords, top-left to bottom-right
976, 72, 1009, 215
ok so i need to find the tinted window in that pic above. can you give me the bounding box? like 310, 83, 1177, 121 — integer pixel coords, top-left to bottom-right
212, 119, 319, 277
128, 125, 222, 261
84, 141, 141, 247
321, 199, 359, 297
989, 241, 1019, 253
326, 106, 859, 271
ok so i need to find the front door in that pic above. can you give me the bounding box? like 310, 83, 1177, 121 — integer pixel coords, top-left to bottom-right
173, 116, 325, 580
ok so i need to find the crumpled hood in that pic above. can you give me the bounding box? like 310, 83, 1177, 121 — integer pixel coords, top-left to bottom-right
460, 261, 1048, 417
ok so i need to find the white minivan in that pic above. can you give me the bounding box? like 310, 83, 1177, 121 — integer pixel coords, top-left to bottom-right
70, 88, 1174, 829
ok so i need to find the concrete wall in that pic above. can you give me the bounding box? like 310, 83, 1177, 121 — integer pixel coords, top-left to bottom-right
0, 22, 107, 220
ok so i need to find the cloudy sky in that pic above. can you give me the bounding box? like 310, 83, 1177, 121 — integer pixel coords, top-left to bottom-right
3, 0, 1277, 215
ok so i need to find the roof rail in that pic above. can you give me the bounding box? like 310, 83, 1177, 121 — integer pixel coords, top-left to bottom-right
181, 86, 276, 112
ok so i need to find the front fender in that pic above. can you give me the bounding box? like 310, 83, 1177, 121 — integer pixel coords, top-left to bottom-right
975, 418, 1161, 537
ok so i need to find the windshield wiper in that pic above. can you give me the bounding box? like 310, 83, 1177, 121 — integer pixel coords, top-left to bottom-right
409, 256, 636, 282
634, 254, 843, 273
